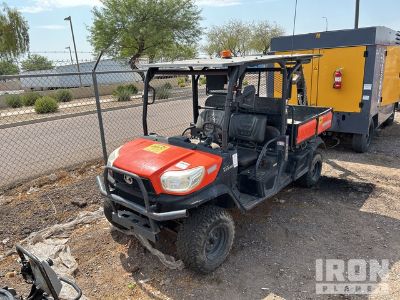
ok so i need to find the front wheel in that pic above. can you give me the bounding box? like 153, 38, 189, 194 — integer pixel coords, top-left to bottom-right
177, 205, 235, 274
297, 150, 323, 188
103, 199, 125, 229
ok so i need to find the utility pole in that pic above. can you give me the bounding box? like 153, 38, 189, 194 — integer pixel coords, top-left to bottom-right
354, 0, 360, 29
64, 16, 82, 86
65, 46, 73, 64
322, 17, 328, 31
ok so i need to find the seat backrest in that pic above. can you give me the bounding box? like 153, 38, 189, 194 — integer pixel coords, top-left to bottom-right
237, 85, 256, 109
229, 113, 267, 144
205, 94, 226, 109
196, 109, 225, 130
253, 97, 282, 114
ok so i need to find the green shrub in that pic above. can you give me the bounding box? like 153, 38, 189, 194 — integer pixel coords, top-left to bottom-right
162, 82, 173, 90
55, 89, 73, 102
5, 94, 22, 108
155, 86, 170, 99
125, 84, 138, 94
243, 80, 249, 86
177, 77, 186, 86
34, 96, 59, 114
199, 77, 207, 86
114, 88, 131, 102
113, 85, 125, 95
22, 92, 41, 106
114, 84, 138, 97
178, 82, 186, 88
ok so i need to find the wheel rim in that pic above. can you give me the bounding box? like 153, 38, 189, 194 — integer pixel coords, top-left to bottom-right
205, 225, 229, 261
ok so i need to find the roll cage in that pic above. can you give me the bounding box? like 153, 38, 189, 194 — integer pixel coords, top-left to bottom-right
142, 54, 317, 151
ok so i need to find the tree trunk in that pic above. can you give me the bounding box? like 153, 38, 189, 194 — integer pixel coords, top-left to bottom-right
129, 52, 145, 81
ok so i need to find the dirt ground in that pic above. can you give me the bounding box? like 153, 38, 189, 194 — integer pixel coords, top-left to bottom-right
1, 115, 400, 300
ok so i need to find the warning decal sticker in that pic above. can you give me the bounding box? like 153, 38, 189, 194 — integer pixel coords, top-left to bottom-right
143, 144, 170, 154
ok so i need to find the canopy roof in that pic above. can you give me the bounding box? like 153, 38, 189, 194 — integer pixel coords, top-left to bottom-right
144, 54, 318, 69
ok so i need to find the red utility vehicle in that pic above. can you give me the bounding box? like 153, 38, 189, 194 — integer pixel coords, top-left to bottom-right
97, 54, 333, 273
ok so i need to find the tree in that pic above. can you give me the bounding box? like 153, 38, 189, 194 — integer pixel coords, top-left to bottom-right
89, 0, 202, 69
204, 20, 252, 57
0, 4, 29, 58
21, 54, 53, 71
0, 59, 19, 75
250, 21, 284, 54
204, 20, 285, 57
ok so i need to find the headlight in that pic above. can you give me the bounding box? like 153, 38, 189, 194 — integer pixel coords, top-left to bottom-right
107, 146, 122, 168
161, 166, 205, 193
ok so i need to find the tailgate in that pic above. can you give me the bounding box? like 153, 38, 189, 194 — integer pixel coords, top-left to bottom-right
287, 106, 333, 145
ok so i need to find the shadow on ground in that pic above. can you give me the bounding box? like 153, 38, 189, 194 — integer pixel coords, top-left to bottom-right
323, 120, 400, 170
110, 174, 399, 300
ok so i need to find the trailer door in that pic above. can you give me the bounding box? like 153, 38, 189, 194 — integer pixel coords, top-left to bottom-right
381, 46, 400, 105
316, 46, 366, 113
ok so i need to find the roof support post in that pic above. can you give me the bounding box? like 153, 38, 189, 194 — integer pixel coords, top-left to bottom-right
222, 67, 240, 151
191, 68, 200, 124
143, 68, 157, 136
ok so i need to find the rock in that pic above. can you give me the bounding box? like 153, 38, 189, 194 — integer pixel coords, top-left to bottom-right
48, 173, 57, 182
5, 271, 17, 278
0, 196, 12, 205
22, 228, 31, 235
71, 199, 87, 208
2, 238, 10, 245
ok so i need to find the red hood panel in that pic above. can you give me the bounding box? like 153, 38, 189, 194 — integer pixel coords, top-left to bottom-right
112, 138, 222, 195
113, 139, 191, 177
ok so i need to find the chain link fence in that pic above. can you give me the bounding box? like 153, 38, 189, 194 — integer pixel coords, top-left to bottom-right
0, 57, 276, 190
0, 58, 198, 190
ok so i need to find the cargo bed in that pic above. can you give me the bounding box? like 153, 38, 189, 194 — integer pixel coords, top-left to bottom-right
287, 106, 333, 146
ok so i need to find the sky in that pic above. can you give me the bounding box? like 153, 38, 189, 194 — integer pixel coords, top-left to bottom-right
7, 0, 400, 62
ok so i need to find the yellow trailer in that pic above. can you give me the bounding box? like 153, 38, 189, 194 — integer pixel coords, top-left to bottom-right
271, 27, 399, 152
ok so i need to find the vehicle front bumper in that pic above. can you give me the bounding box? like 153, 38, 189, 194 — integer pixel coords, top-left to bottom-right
96, 166, 188, 242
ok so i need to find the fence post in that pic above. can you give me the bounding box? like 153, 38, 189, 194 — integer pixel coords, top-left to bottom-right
92, 51, 108, 163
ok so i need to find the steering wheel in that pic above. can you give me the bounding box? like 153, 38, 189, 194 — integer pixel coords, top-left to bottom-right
202, 122, 223, 145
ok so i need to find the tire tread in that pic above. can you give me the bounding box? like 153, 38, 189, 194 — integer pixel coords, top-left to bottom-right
177, 205, 234, 274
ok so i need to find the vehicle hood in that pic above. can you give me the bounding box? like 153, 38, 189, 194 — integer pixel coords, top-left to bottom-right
112, 138, 222, 195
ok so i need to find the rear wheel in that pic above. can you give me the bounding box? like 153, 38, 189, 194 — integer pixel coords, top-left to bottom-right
297, 150, 323, 188
177, 205, 235, 274
383, 107, 395, 127
352, 121, 374, 153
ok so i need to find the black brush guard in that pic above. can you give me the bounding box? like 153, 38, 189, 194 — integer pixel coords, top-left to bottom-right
97, 166, 188, 242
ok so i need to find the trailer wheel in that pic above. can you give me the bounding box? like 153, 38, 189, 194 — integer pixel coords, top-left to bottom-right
177, 205, 235, 274
298, 150, 323, 188
383, 107, 395, 127
352, 121, 374, 153
103, 199, 125, 229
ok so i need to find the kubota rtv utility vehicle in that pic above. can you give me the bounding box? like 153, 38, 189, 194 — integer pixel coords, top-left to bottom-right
97, 54, 333, 273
